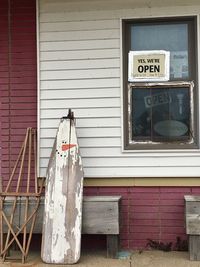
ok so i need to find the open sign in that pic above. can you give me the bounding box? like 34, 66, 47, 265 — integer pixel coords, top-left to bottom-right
138, 64, 160, 73
144, 92, 172, 108
128, 50, 170, 82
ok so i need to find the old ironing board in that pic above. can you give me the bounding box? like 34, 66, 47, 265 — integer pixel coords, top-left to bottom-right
41, 110, 84, 264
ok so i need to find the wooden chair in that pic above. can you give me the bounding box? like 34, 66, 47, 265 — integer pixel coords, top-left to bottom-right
0, 128, 44, 263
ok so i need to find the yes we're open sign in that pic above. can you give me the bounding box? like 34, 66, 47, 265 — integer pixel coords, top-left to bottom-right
128, 50, 170, 82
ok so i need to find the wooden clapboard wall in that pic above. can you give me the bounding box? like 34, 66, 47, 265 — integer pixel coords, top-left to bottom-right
38, 0, 200, 179
0, 0, 37, 191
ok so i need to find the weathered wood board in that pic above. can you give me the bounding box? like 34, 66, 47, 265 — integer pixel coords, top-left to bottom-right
41, 114, 84, 264
2, 195, 121, 259
185, 195, 200, 261
184, 195, 200, 235
82, 196, 121, 234
189, 235, 200, 260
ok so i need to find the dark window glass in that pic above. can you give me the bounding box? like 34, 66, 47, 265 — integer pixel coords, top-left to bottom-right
131, 85, 191, 143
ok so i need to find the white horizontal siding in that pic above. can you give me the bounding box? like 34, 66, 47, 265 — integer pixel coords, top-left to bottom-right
39, 3, 200, 23
40, 98, 120, 109
39, 0, 200, 177
40, 20, 119, 32
40, 107, 121, 118
40, 49, 120, 61
40, 29, 119, 42
40, 0, 199, 14
39, 146, 200, 159
41, 78, 120, 89
40, 137, 121, 149
39, 165, 200, 178
74, 166, 200, 178
40, 39, 119, 51
40, 58, 120, 71
39, 155, 200, 168
40, 117, 121, 128
40, 88, 120, 100
40, 127, 121, 138
41, 68, 120, 80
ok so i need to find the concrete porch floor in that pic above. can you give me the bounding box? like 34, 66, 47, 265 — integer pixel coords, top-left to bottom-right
0, 249, 200, 267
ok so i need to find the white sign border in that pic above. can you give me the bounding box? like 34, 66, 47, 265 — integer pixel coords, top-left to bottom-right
128, 50, 170, 82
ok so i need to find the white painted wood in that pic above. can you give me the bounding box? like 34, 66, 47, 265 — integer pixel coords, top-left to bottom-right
40, 146, 200, 159
40, 118, 121, 128
40, 0, 200, 13
40, 107, 121, 118
81, 166, 200, 178
37, 0, 41, 178
41, 128, 121, 138
40, 78, 120, 89
41, 117, 84, 264
39, 165, 200, 178
38, 0, 200, 178
40, 49, 120, 61
41, 146, 199, 160
39, 7, 200, 25
40, 147, 125, 162
40, 88, 120, 100
40, 39, 119, 51
40, 137, 121, 149
40, 20, 119, 32
40, 98, 120, 109
39, 11, 120, 22
40, 29, 119, 42
76, 157, 200, 167
40, 58, 120, 71
40, 68, 120, 80
39, 154, 200, 168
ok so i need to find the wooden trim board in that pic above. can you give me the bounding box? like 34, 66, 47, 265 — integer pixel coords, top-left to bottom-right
38, 177, 200, 187
83, 177, 200, 187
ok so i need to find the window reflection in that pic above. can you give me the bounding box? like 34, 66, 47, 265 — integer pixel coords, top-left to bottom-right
131, 87, 190, 142
131, 23, 189, 79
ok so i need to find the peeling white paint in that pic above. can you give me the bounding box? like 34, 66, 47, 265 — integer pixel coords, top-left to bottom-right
50, 165, 69, 262
73, 181, 83, 258
42, 117, 84, 264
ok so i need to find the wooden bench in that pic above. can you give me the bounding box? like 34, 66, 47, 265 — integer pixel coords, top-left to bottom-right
184, 195, 200, 260
2, 195, 121, 258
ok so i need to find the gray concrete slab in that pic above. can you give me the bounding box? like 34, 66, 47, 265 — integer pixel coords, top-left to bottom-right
0, 250, 200, 267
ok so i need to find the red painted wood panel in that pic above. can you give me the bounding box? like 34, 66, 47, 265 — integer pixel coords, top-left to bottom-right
83, 186, 200, 250
0, 0, 37, 191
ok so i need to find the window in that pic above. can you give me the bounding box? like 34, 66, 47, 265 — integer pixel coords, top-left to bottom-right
122, 17, 198, 150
